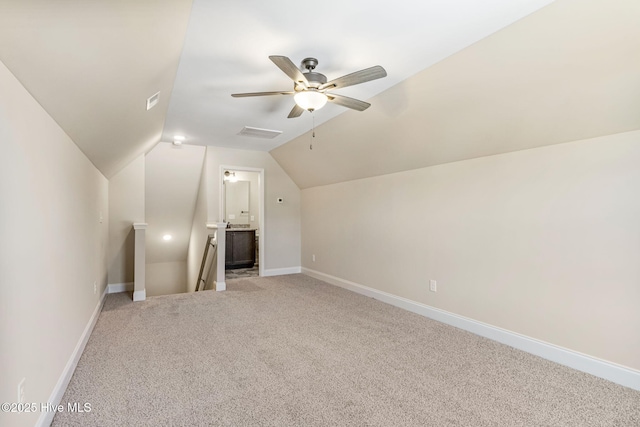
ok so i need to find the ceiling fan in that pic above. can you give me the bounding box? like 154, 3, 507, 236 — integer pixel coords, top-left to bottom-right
231, 56, 387, 118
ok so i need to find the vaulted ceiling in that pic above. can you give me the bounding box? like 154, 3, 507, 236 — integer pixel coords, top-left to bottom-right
0, 0, 193, 178
271, 0, 640, 188
1, 0, 638, 186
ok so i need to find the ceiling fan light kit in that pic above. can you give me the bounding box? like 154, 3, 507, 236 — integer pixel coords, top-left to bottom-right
232, 55, 387, 118
294, 90, 327, 112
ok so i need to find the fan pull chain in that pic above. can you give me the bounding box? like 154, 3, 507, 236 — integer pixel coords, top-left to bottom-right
310, 114, 315, 150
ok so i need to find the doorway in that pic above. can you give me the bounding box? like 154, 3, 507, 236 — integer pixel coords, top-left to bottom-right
220, 166, 264, 278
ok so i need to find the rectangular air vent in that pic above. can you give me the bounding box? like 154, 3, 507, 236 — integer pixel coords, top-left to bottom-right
146, 91, 160, 110
238, 126, 282, 139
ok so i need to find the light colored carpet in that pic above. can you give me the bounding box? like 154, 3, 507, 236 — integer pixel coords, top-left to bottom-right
53, 274, 639, 426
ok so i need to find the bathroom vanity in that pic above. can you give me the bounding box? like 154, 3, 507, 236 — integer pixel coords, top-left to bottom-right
225, 228, 256, 269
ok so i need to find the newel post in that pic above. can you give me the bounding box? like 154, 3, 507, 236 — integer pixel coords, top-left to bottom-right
207, 222, 226, 291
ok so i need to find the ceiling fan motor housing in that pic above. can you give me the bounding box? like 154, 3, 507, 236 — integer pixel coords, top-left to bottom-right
295, 58, 327, 91
296, 72, 327, 91
301, 57, 319, 70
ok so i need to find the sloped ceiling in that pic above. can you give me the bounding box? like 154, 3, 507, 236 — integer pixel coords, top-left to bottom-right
271, 0, 640, 189
0, 0, 193, 178
1, 1, 637, 186
0, 0, 555, 179
161, 0, 554, 152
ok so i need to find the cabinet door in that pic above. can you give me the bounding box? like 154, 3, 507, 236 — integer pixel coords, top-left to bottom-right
232, 231, 255, 267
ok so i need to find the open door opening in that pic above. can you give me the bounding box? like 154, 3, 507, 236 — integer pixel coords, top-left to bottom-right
220, 166, 265, 278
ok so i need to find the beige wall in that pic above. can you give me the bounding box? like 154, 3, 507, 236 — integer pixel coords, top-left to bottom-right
206, 147, 301, 271
0, 60, 109, 427
144, 142, 206, 295
145, 143, 206, 265
301, 131, 640, 371
108, 143, 207, 293
107, 154, 145, 285
146, 261, 188, 296
187, 159, 208, 293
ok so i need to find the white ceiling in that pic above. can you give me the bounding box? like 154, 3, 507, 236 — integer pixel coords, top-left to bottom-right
161, 0, 554, 152
0, 0, 563, 177
4, 0, 638, 284
4, 0, 637, 266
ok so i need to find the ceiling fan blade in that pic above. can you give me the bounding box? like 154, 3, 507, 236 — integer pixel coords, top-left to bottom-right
326, 93, 371, 111
287, 104, 305, 118
319, 65, 387, 91
269, 55, 309, 88
231, 91, 294, 97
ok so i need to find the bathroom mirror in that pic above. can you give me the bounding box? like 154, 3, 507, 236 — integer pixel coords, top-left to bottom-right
225, 180, 250, 225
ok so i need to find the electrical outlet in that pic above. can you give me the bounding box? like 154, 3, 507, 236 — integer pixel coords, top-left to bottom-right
94, 281, 97, 294
18, 378, 25, 403
312, 254, 316, 262
250, 215, 255, 221
429, 280, 437, 292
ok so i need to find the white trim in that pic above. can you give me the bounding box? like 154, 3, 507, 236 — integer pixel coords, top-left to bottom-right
132, 222, 147, 230
36, 287, 108, 427
133, 289, 146, 302
215, 280, 226, 291
302, 268, 640, 392
263, 266, 301, 277
107, 282, 133, 293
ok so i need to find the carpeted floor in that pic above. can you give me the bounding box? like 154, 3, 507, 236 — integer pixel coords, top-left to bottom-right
53, 274, 640, 426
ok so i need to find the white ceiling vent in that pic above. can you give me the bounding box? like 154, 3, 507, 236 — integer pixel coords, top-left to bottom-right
146, 91, 160, 110
238, 126, 282, 139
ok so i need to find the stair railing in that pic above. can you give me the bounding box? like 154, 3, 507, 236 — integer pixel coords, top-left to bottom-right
196, 234, 217, 291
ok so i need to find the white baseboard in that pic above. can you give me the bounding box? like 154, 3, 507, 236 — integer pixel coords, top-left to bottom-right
215, 280, 226, 291
133, 289, 146, 301
36, 287, 108, 427
262, 266, 301, 277
302, 267, 640, 392
107, 282, 133, 293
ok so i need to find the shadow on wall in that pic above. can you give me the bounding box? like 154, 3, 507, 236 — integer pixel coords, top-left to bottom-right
107, 228, 135, 286
145, 261, 188, 296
